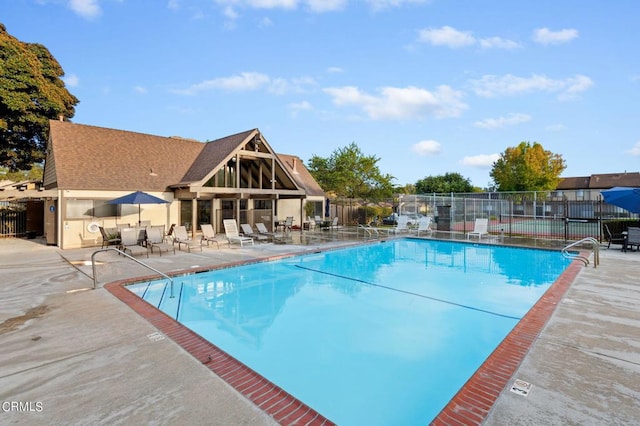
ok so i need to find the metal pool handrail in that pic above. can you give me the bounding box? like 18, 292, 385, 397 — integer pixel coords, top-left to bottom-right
91, 247, 175, 297
562, 237, 600, 268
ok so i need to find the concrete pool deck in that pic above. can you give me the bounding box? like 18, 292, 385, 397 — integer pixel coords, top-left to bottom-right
1, 236, 638, 425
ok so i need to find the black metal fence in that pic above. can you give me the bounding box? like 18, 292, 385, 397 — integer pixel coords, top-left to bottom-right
0, 200, 27, 237
328, 190, 639, 242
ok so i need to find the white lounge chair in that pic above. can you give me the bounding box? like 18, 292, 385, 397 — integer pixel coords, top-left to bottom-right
240, 223, 269, 243
255, 222, 276, 241
389, 216, 409, 234
200, 224, 221, 248
223, 219, 254, 247
173, 225, 202, 252
467, 218, 489, 241
416, 216, 433, 236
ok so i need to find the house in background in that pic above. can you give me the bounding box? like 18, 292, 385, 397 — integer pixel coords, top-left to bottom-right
556, 172, 640, 200
43, 120, 325, 249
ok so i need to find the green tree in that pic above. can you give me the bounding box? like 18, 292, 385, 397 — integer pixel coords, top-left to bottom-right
490, 141, 566, 191
0, 23, 79, 171
0, 164, 43, 181
307, 142, 395, 201
415, 172, 475, 194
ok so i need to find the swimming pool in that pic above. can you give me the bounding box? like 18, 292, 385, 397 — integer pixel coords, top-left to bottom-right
127, 239, 571, 425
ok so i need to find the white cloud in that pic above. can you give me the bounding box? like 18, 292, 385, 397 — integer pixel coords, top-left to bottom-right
327, 66, 344, 73
470, 73, 593, 100
289, 100, 312, 110
68, 0, 101, 19
323, 85, 467, 120
173, 72, 270, 94
418, 26, 475, 48
474, 113, 531, 129
417, 26, 519, 50
411, 140, 441, 156
478, 36, 521, 50
629, 141, 640, 156
306, 0, 347, 12
532, 28, 578, 45
258, 16, 273, 27
545, 123, 567, 132
62, 73, 79, 87
460, 154, 500, 168
134, 86, 148, 94
558, 74, 594, 100
214, 0, 345, 13
172, 72, 315, 95
367, 0, 430, 11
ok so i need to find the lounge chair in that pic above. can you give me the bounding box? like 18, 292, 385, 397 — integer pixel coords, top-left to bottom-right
416, 216, 433, 236
240, 223, 269, 243
146, 226, 175, 255
256, 222, 276, 241
173, 225, 202, 252
467, 218, 489, 241
329, 217, 340, 230
99, 226, 120, 249
223, 219, 254, 247
603, 224, 625, 250
200, 224, 220, 248
389, 216, 410, 234
120, 228, 149, 257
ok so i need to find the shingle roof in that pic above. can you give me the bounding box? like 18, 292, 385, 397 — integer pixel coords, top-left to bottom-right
557, 172, 640, 190
278, 154, 325, 196
47, 120, 204, 191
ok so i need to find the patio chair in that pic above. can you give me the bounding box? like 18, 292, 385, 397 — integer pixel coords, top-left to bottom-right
223, 219, 254, 247
99, 226, 120, 249
329, 217, 340, 231
200, 224, 221, 248
416, 216, 433, 236
624, 227, 640, 252
146, 226, 175, 255
120, 228, 149, 257
173, 225, 202, 252
467, 218, 489, 241
240, 223, 269, 243
603, 224, 625, 250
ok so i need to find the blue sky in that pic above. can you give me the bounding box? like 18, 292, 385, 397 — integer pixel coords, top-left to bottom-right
3, 0, 639, 188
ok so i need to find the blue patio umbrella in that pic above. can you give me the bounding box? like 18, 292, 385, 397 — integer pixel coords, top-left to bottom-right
108, 191, 169, 224
601, 187, 640, 214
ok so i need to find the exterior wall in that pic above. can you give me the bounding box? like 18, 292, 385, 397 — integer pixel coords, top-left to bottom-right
58, 190, 175, 249
277, 195, 325, 229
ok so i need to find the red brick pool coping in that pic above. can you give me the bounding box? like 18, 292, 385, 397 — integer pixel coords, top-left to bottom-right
104, 247, 583, 426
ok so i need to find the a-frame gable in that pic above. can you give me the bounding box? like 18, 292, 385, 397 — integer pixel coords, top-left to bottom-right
177, 129, 304, 195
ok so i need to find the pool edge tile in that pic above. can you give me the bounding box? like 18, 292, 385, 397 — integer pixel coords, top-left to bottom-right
104, 280, 336, 426
430, 259, 582, 425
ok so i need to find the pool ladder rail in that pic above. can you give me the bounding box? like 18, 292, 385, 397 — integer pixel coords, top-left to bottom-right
562, 237, 600, 268
91, 247, 175, 297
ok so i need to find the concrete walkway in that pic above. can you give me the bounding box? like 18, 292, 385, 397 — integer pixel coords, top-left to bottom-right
1, 237, 639, 425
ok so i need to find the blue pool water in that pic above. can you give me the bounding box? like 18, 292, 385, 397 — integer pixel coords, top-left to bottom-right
127, 239, 570, 425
